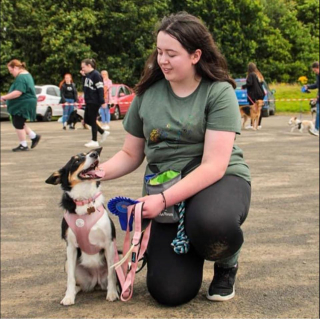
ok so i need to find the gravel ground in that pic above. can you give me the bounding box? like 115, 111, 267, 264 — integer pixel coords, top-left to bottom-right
1, 114, 319, 319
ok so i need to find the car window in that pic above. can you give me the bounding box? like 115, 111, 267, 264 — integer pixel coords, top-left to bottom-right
124, 86, 131, 95
53, 87, 61, 97
118, 87, 125, 96
35, 88, 42, 94
235, 81, 246, 89
47, 87, 58, 96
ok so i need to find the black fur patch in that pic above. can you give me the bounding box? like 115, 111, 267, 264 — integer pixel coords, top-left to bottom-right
67, 110, 83, 126
242, 106, 251, 116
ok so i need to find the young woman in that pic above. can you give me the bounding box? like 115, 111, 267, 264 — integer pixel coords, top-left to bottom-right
99, 12, 251, 306
242, 62, 266, 129
99, 70, 112, 130
59, 73, 78, 130
1, 59, 41, 151
80, 59, 109, 148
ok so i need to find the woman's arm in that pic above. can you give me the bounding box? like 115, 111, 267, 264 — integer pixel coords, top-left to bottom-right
137, 130, 235, 219
1, 90, 23, 100
99, 133, 145, 180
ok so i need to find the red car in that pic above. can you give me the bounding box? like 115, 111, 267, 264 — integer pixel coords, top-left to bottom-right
108, 84, 135, 120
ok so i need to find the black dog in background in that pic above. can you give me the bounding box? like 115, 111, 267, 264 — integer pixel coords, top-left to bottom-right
67, 110, 84, 129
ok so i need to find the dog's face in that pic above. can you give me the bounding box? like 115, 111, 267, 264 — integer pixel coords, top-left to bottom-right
256, 100, 264, 108
288, 117, 298, 126
46, 148, 104, 191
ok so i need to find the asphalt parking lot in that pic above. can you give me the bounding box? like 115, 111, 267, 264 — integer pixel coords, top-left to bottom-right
1, 114, 319, 319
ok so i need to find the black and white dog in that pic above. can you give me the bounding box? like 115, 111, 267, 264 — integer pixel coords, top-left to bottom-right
67, 109, 84, 129
46, 148, 119, 305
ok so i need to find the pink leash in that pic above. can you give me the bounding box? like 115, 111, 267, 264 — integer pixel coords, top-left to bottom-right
112, 202, 151, 301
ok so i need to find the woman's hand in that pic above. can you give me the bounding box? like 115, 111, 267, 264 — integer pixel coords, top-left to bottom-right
136, 194, 165, 219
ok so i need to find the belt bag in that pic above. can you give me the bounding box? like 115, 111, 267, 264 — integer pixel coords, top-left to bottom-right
146, 170, 181, 223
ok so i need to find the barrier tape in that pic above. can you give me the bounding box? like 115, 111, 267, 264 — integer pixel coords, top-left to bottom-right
238, 98, 315, 103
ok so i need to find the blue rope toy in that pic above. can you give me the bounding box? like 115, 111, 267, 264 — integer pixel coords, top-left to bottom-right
171, 201, 189, 254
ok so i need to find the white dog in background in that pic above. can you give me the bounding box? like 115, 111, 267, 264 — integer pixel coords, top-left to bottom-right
288, 116, 315, 133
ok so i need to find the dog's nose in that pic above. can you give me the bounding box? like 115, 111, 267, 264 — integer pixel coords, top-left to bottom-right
90, 151, 98, 159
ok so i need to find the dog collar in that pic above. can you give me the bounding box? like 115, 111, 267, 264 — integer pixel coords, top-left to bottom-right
74, 192, 102, 206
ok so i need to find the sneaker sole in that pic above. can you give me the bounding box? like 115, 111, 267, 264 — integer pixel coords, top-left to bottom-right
206, 285, 235, 302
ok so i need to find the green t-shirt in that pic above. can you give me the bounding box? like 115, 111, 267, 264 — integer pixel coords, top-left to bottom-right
123, 78, 251, 182
6, 73, 37, 121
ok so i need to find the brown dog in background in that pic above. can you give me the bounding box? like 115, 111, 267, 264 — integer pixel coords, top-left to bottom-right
239, 100, 264, 130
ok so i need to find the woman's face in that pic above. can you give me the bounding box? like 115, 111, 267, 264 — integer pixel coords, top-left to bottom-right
156, 31, 201, 83
8, 66, 21, 78
81, 63, 93, 74
65, 75, 72, 83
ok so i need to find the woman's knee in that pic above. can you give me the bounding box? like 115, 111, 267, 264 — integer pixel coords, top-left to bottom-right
186, 214, 244, 261
147, 267, 202, 306
185, 176, 250, 261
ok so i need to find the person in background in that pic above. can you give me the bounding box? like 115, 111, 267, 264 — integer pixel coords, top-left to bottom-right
1, 59, 41, 151
241, 62, 266, 130
59, 73, 78, 130
99, 12, 251, 306
304, 61, 319, 136
99, 70, 112, 130
80, 58, 109, 147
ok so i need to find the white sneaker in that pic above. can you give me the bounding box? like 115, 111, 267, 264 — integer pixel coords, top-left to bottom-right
257, 125, 262, 130
100, 131, 110, 143
84, 140, 100, 148
309, 128, 319, 136
102, 125, 110, 130
245, 125, 253, 130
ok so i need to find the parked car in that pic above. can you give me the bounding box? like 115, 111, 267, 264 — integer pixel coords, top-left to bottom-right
0, 100, 10, 120
35, 85, 62, 121
108, 84, 135, 120
235, 78, 276, 117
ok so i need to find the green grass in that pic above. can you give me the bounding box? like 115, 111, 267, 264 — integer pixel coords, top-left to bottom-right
270, 83, 316, 113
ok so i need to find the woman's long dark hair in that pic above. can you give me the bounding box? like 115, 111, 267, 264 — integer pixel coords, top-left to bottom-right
247, 62, 264, 81
134, 12, 235, 96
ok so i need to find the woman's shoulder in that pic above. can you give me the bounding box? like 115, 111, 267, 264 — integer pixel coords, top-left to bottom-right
202, 79, 233, 92
16, 72, 33, 82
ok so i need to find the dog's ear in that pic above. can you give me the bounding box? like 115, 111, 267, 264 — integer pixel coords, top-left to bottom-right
45, 171, 62, 185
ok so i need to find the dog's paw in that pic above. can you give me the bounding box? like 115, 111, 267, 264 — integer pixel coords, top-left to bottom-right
60, 296, 75, 306
106, 290, 119, 302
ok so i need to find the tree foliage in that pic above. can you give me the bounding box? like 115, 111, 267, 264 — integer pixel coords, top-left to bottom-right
1, 0, 319, 92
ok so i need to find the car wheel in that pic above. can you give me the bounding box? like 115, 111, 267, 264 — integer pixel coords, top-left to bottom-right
269, 106, 275, 116
111, 106, 121, 120
36, 114, 43, 122
43, 107, 52, 122
262, 108, 270, 117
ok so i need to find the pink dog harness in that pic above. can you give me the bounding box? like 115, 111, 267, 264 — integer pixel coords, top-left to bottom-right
64, 205, 105, 255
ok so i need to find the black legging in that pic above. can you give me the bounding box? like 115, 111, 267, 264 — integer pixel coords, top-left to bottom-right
84, 103, 104, 141
146, 175, 251, 306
